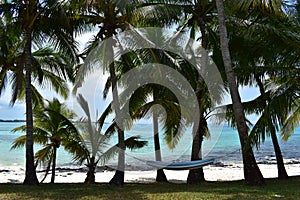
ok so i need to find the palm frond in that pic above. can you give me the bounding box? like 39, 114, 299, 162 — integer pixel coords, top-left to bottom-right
37, 70, 69, 100
63, 136, 89, 164
98, 103, 112, 130
98, 145, 118, 165
35, 145, 53, 163
230, 0, 288, 18
10, 135, 26, 149
0, 69, 8, 96
124, 136, 148, 150
281, 105, 300, 141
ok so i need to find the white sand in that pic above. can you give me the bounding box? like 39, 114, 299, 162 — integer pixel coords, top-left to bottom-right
1, 164, 300, 184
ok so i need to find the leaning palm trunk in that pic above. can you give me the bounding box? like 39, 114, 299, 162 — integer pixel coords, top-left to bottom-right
270, 126, 288, 179
216, 0, 264, 185
24, 27, 39, 185
153, 111, 168, 182
256, 77, 288, 179
107, 35, 126, 186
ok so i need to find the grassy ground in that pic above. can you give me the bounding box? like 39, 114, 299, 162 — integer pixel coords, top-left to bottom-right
0, 176, 299, 200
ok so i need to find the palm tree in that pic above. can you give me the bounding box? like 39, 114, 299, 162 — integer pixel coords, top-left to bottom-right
72, 94, 103, 184
250, 85, 289, 179
129, 84, 182, 183
72, 0, 147, 186
249, 67, 299, 179
152, 106, 168, 182
268, 68, 300, 141
224, 0, 300, 180
0, 0, 77, 185
94, 38, 198, 182
98, 49, 177, 183
118, 52, 169, 183
136, 0, 226, 183
122, 34, 180, 183
215, 0, 265, 185
11, 98, 79, 183
223, 86, 290, 180
70, 94, 147, 184
116, 29, 199, 182
103, 25, 225, 184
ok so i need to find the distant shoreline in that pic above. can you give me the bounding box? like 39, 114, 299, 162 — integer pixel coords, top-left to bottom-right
0, 119, 25, 122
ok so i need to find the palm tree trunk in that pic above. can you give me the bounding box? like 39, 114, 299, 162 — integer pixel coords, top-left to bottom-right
153, 111, 168, 183
85, 156, 96, 184
107, 34, 125, 186
51, 147, 57, 183
187, 115, 206, 184
216, 0, 264, 185
24, 27, 39, 185
187, 16, 207, 184
256, 76, 288, 179
270, 126, 289, 179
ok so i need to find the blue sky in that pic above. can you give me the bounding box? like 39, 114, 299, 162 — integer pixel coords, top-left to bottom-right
0, 101, 25, 120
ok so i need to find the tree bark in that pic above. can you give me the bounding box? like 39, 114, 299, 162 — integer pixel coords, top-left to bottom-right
85, 156, 96, 184
153, 111, 168, 183
51, 147, 57, 183
216, 0, 264, 185
107, 34, 125, 186
24, 27, 39, 185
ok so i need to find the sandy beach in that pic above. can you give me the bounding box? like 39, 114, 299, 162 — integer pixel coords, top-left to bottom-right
1, 163, 300, 184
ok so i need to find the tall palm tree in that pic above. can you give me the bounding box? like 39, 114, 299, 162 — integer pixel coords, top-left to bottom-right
137, 0, 222, 183
125, 33, 181, 182
95, 33, 198, 182
11, 98, 79, 183
223, 86, 290, 179
119, 52, 169, 183
249, 64, 299, 179
73, 0, 147, 186
250, 84, 289, 179
118, 28, 200, 182
0, 0, 77, 185
98, 49, 180, 183
225, 0, 300, 180
128, 84, 182, 183
215, 0, 265, 185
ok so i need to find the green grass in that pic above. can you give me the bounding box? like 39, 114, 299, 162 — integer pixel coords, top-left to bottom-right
0, 176, 299, 200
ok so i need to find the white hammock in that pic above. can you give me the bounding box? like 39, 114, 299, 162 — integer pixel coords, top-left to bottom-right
146, 158, 215, 170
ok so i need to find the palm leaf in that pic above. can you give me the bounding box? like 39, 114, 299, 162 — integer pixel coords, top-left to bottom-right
35, 145, 53, 163
98, 103, 112, 131
10, 135, 27, 149
281, 104, 300, 141
124, 136, 148, 150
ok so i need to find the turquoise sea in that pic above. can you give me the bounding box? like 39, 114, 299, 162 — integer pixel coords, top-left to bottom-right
0, 122, 299, 170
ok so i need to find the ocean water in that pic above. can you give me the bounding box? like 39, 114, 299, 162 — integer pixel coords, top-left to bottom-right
0, 122, 299, 170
